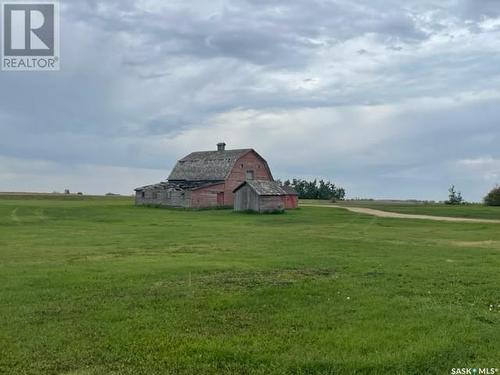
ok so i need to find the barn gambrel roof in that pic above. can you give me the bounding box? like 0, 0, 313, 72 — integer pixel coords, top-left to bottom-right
168, 148, 255, 181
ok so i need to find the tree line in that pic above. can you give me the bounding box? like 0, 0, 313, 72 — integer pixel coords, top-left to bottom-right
279, 179, 346, 201
273, 180, 500, 205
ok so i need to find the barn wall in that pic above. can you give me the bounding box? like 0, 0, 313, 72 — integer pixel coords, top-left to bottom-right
283, 195, 298, 209
225, 151, 273, 206
170, 190, 192, 207
135, 190, 146, 205
135, 188, 191, 207
135, 190, 165, 206
234, 185, 260, 212
191, 183, 225, 208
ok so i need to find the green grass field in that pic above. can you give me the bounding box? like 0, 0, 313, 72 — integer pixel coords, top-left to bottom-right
302, 199, 500, 220
0, 195, 499, 374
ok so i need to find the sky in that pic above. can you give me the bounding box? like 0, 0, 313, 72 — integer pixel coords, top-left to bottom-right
1, 0, 500, 201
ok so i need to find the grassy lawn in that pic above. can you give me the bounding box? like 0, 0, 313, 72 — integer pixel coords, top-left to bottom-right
0, 195, 499, 374
301, 199, 500, 220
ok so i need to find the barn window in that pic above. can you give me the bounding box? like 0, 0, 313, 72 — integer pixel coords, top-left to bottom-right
240, 164, 244, 168
141, 191, 145, 198
152, 192, 158, 199
246, 170, 254, 180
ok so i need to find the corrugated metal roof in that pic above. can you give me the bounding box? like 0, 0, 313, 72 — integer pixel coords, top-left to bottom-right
168, 149, 252, 181
233, 180, 298, 196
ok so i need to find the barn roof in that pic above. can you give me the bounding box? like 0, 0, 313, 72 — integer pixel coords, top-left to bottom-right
134, 180, 220, 192
168, 149, 253, 181
233, 180, 298, 196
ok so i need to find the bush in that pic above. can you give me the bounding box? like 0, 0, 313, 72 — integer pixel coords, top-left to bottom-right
484, 186, 500, 206
445, 185, 464, 205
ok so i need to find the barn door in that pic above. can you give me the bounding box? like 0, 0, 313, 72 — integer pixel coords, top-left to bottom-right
217, 192, 224, 206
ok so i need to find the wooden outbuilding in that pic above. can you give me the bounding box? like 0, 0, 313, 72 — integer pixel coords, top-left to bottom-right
233, 180, 298, 213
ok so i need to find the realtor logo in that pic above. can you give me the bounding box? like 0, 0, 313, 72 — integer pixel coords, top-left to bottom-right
2, 1, 59, 71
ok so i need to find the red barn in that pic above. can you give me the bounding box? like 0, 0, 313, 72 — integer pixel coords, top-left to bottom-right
134, 143, 297, 209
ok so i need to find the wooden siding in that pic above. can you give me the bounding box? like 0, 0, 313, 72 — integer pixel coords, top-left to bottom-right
259, 196, 284, 213
283, 195, 298, 209
190, 183, 225, 208
135, 189, 192, 208
234, 185, 260, 212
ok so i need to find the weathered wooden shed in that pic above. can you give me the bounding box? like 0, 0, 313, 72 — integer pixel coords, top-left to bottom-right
233, 180, 298, 213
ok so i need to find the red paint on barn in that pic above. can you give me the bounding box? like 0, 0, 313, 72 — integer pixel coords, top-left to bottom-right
282, 194, 299, 209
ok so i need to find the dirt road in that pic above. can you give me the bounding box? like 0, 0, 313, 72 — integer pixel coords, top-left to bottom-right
301, 204, 500, 224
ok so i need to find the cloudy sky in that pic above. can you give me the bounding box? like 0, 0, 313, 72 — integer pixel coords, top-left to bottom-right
1, 0, 500, 201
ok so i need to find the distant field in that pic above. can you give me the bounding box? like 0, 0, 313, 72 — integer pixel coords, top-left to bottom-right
301, 199, 500, 220
0, 192, 130, 200
0, 195, 499, 374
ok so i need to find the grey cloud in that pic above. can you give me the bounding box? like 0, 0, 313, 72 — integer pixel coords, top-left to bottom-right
66, 0, 429, 68
459, 0, 500, 20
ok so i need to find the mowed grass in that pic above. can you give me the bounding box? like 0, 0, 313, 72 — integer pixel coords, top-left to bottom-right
302, 199, 500, 220
0, 196, 499, 375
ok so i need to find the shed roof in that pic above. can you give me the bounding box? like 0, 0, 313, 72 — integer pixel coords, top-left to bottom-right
281, 185, 299, 196
233, 180, 298, 196
168, 149, 253, 181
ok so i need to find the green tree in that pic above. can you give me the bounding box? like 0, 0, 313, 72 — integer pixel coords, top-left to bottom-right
445, 185, 464, 205
484, 186, 500, 206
